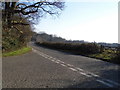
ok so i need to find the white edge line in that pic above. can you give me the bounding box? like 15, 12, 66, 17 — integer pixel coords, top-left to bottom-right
96, 79, 114, 87
105, 79, 120, 86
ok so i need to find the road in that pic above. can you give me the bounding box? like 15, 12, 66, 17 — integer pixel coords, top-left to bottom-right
2, 42, 120, 88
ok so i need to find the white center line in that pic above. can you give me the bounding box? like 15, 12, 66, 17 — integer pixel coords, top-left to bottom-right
51, 60, 55, 62
32, 48, 120, 88
67, 64, 74, 67
76, 67, 84, 71
55, 61, 60, 64
60, 64, 67, 67
69, 68, 77, 71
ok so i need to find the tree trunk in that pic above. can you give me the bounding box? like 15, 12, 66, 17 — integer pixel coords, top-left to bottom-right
4, 2, 16, 28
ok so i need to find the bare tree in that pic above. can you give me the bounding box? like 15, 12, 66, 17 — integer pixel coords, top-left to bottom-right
2, 0, 65, 27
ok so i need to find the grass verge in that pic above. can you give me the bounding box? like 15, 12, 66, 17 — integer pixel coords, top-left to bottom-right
3, 47, 32, 57
89, 53, 112, 60
88, 50, 119, 64
88, 49, 115, 60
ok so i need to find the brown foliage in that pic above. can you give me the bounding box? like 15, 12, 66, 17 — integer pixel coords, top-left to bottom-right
2, 15, 33, 52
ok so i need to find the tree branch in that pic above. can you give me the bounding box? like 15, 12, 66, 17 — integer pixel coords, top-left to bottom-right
14, 1, 64, 15
11, 22, 29, 25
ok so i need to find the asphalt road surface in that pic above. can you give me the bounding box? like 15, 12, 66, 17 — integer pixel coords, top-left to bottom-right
2, 42, 120, 88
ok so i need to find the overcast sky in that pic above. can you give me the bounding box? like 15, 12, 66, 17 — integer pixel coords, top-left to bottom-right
34, 0, 118, 43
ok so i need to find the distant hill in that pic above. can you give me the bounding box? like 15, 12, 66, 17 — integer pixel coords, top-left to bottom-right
31, 32, 119, 48
31, 32, 66, 43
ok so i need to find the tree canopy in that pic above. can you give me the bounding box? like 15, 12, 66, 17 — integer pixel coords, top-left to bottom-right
2, 0, 65, 27
2, 0, 65, 52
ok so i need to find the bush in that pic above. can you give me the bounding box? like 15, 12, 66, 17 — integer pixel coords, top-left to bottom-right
112, 46, 120, 63
36, 42, 102, 55
2, 15, 33, 52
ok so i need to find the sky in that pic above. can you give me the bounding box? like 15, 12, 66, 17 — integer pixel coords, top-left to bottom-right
34, 0, 118, 43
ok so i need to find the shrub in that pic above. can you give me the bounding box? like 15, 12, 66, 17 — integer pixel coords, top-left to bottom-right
112, 45, 120, 63
2, 15, 33, 52
36, 42, 102, 55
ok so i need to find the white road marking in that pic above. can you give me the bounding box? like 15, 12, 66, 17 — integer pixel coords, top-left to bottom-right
96, 79, 114, 87
55, 61, 60, 64
69, 68, 77, 71
57, 60, 61, 62
61, 64, 66, 67
44, 56, 49, 58
89, 73, 100, 77
51, 60, 55, 62
48, 56, 53, 59
67, 64, 73, 67
76, 67, 84, 71
105, 79, 120, 86
79, 72, 91, 77
58, 60, 65, 64
51, 58, 58, 61
32, 48, 120, 88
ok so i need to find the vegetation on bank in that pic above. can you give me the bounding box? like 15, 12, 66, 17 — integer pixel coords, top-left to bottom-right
3, 47, 32, 57
36, 42, 104, 54
2, 1, 64, 57
36, 42, 120, 64
89, 49, 120, 64
2, 14, 33, 55
2, 15, 33, 53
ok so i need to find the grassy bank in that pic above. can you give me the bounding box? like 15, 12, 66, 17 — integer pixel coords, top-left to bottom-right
89, 49, 115, 60
89, 49, 119, 64
3, 47, 32, 57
